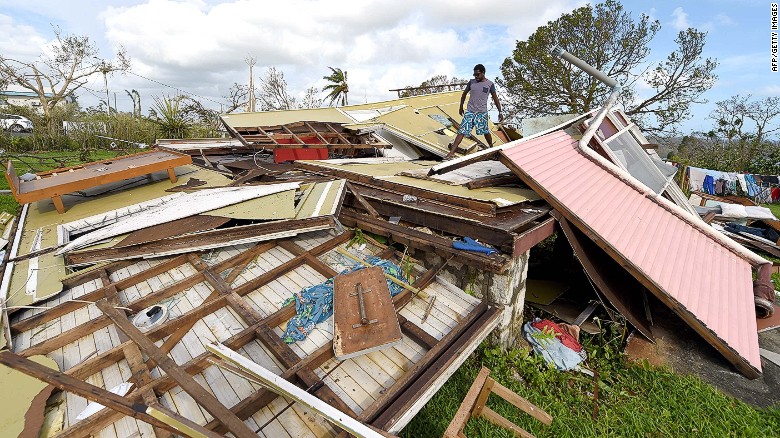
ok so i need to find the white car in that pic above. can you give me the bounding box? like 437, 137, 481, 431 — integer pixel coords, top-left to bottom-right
0, 114, 33, 133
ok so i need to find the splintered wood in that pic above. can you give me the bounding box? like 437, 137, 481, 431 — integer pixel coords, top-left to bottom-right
333, 266, 402, 360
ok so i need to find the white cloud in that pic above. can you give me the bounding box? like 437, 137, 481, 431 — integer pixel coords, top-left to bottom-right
715, 13, 734, 26
0, 14, 49, 60
764, 85, 780, 95
90, 0, 583, 110
670, 7, 690, 31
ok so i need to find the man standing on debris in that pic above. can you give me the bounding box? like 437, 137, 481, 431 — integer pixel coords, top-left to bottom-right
444, 63, 503, 159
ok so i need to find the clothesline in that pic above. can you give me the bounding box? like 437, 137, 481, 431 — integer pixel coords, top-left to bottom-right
686, 165, 779, 203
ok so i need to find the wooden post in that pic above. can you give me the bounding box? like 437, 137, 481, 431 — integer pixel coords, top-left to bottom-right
52, 195, 66, 213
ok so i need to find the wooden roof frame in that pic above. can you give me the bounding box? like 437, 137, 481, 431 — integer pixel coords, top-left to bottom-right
7, 230, 501, 436
231, 121, 389, 152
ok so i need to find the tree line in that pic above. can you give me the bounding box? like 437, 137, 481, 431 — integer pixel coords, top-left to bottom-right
1, 0, 778, 174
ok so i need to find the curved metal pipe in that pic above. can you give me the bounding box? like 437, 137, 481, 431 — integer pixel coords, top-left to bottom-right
551, 46, 774, 307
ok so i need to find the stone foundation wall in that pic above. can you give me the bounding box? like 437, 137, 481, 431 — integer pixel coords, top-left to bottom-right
411, 249, 530, 350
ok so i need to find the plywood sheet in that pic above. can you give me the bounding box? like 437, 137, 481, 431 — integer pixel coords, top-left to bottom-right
203, 189, 296, 220
58, 183, 299, 254
117, 215, 231, 247
0, 354, 59, 438
333, 267, 402, 360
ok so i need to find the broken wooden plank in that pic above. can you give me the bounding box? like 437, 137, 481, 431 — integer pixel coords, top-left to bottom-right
339, 209, 509, 274
117, 215, 230, 247
207, 342, 388, 438
0, 351, 219, 437
96, 300, 258, 438
346, 181, 381, 219
372, 305, 502, 432
66, 216, 335, 265
293, 161, 499, 216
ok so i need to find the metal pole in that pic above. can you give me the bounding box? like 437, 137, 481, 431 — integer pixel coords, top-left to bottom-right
102, 64, 110, 115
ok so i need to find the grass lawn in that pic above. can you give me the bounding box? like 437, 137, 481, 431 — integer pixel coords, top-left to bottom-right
403, 325, 780, 437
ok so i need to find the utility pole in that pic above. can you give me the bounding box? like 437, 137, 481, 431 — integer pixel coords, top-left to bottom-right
246, 56, 256, 112
98, 60, 111, 115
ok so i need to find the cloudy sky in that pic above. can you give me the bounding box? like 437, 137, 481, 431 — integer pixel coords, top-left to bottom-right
0, 0, 777, 133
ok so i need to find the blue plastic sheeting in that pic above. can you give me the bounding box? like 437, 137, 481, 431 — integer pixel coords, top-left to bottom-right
282, 256, 406, 344
452, 236, 497, 255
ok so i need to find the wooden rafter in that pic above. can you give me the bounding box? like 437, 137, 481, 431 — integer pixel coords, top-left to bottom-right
96, 300, 259, 438
0, 351, 222, 438
11, 226, 496, 438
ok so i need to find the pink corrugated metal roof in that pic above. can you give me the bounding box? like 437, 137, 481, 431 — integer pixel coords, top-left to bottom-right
501, 130, 761, 375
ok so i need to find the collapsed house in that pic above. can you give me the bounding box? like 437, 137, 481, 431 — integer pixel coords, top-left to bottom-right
0, 54, 775, 436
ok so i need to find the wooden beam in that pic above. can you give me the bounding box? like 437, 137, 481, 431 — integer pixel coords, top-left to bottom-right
339, 209, 509, 274
372, 305, 502, 431
0, 351, 219, 438
99, 271, 169, 438
96, 300, 258, 438
346, 182, 381, 219
443, 367, 490, 438
356, 303, 489, 426
512, 216, 556, 257
255, 325, 357, 417
293, 161, 498, 215
207, 343, 388, 438
12, 255, 190, 334
465, 173, 521, 189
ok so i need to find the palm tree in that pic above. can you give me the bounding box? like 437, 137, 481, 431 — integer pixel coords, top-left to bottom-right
322, 67, 349, 106
125, 89, 141, 118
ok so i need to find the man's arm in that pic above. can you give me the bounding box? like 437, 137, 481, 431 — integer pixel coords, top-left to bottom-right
459, 81, 471, 116
459, 90, 469, 116
491, 90, 503, 122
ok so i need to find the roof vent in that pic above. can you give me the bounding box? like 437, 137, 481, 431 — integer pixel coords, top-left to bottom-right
132, 304, 168, 330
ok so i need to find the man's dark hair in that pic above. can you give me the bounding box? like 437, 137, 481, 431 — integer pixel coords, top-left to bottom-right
473, 64, 486, 73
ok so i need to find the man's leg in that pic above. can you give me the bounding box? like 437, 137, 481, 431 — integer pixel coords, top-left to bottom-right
446, 133, 465, 159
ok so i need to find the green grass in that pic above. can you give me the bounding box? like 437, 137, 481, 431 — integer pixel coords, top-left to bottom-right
764, 203, 780, 221
0, 149, 127, 215
403, 329, 780, 438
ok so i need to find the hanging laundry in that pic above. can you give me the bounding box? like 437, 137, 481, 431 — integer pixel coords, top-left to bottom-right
703, 175, 716, 195
715, 179, 725, 195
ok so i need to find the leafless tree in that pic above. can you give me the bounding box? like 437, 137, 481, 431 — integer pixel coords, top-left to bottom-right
224, 82, 252, 113
0, 27, 130, 130
258, 67, 297, 110
301, 86, 323, 109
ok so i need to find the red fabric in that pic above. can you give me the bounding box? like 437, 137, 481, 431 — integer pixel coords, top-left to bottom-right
531, 319, 583, 352
772, 187, 780, 202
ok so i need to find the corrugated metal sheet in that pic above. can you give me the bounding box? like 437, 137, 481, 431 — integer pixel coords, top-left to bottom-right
501, 130, 761, 376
